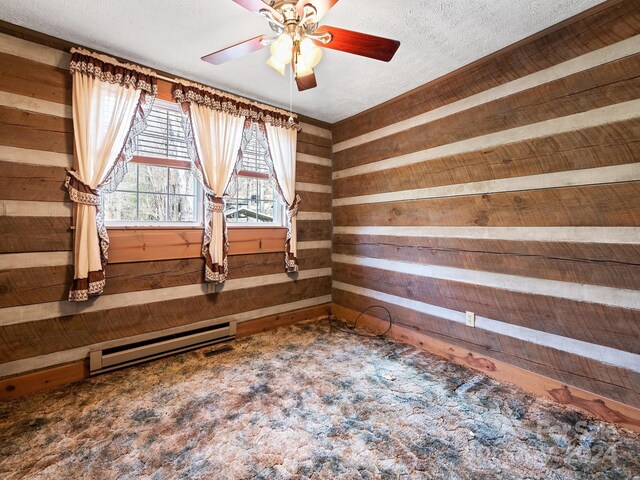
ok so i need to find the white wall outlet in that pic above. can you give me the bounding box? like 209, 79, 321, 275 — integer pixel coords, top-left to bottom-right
465, 311, 475, 327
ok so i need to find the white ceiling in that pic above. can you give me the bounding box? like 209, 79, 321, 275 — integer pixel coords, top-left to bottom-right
1, 0, 603, 123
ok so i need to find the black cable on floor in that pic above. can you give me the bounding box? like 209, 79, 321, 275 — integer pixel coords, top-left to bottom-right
328, 305, 393, 338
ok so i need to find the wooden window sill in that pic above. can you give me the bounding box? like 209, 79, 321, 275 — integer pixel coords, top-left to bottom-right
107, 226, 287, 263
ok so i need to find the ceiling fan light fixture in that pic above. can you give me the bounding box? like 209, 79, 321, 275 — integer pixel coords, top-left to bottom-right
270, 33, 294, 64
299, 37, 322, 68
266, 55, 287, 75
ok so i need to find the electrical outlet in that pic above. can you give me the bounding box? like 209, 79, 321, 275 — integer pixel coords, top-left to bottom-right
465, 311, 475, 327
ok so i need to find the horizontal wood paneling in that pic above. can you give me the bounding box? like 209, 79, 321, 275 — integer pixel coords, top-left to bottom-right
333, 234, 640, 291
333, 288, 640, 408
0, 161, 66, 201
297, 141, 331, 159
296, 160, 332, 185
298, 191, 332, 212
297, 220, 331, 241
334, 53, 640, 171
332, 0, 640, 144
333, 182, 640, 227
333, 100, 640, 182
332, 262, 640, 354
297, 247, 332, 270
0, 105, 73, 154
0, 51, 71, 105
333, 163, 640, 207
333, 119, 640, 199
333, 35, 640, 154
298, 131, 332, 149
0, 276, 332, 363
0, 216, 71, 253
0, 249, 331, 309
0, 264, 72, 308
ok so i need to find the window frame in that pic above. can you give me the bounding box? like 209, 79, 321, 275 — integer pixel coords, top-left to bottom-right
104, 155, 204, 228
103, 99, 203, 228
93, 79, 287, 264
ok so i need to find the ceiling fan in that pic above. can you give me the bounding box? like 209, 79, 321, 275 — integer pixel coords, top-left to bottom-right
201, 0, 401, 91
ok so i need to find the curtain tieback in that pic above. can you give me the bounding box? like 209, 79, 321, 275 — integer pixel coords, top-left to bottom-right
205, 195, 224, 214
288, 194, 302, 219
64, 169, 100, 206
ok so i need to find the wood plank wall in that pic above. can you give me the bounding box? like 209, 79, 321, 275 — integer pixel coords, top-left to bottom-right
0, 29, 333, 381
331, 1, 640, 410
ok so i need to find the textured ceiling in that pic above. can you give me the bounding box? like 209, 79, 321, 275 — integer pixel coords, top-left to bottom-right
0, 0, 603, 123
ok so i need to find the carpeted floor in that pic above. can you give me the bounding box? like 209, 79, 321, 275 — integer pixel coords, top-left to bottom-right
1, 320, 639, 479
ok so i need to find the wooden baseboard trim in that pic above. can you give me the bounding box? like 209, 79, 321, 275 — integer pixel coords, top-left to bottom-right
0, 304, 330, 402
0, 360, 87, 402
331, 303, 640, 433
236, 303, 330, 338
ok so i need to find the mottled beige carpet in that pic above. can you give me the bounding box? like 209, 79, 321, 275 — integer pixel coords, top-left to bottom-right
1, 320, 639, 479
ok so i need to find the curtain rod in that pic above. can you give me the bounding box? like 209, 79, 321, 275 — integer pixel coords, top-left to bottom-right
71, 47, 297, 120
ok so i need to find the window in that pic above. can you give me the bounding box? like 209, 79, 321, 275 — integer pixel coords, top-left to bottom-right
104, 100, 202, 226
225, 122, 283, 226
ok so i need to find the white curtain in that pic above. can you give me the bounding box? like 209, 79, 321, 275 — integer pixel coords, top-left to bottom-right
65, 49, 156, 301
265, 123, 300, 272
188, 103, 246, 283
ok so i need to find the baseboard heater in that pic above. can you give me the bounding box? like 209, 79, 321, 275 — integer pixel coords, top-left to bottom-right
89, 319, 236, 375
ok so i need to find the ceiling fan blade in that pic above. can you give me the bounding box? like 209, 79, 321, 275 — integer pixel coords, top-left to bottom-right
232, 0, 278, 15
296, 71, 317, 91
296, 0, 339, 22
202, 35, 266, 65
314, 26, 400, 62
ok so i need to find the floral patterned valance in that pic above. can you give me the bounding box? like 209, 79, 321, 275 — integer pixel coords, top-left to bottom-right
173, 82, 300, 131
69, 47, 158, 94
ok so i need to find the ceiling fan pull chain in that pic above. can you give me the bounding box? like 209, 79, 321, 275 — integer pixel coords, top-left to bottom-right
289, 61, 294, 115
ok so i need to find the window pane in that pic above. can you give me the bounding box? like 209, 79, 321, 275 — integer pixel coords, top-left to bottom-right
226, 176, 279, 224
168, 168, 193, 195
139, 193, 167, 221
104, 191, 137, 222
238, 122, 270, 174
256, 201, 275, 223
117, 163, 137, 191
139, 164, 168, 193
236, 176, 251, 200
169, 195, 195, 222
